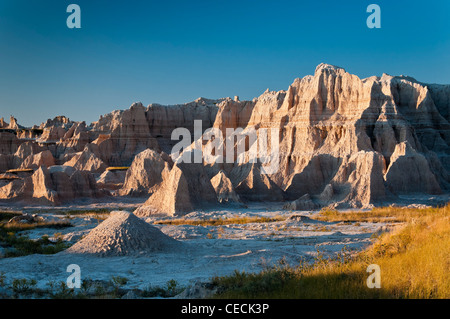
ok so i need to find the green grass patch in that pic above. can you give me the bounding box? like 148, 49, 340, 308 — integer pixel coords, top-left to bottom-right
0, 219, 73, 257
0, 231, 70, 257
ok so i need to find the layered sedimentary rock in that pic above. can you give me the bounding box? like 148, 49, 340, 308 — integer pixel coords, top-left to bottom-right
135, 161, 218, 217
63, 146, 107, 174
91, 102, 160, 166
1, 63, 449, 209
206, 63, 449, 208
0, 165, 102, 205
229, 163, 285, 202
210, 170, 241, 203
20, 150, 55, 170
384, 142, 441, 194
134, 165, 192, 217
212, 98, 255, 133
119, 149, 173, 196
97, 170, 127, 191
146, 97, 220, 154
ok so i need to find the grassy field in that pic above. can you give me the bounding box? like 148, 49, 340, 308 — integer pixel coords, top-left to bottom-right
0, 213, 72, 257
155, 215, 286, 227
212, 204, 450, 299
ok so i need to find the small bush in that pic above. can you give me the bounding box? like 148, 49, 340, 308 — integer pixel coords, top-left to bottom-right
0, 228, 70, 257
141, 280, 183, 298
11, 278, 37, 295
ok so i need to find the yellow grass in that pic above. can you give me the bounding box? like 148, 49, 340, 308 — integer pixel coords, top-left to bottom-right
106, 167, 129, 171
213, 204, 450, 299
0, 174, 20, 180
155, 215, 286, 227
365, 206, 450, 298
1, 220, 72, 231
315, 205, 443, 223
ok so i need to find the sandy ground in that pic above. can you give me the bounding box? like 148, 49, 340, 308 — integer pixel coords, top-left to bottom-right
0, 202, 395, 292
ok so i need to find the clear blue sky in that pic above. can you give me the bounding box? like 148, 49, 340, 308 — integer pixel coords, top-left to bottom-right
0, 0, 449, 127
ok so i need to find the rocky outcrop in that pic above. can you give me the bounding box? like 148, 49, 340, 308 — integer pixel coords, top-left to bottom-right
230, 163, 285, 202
40, 116, 73, 129
134, 165, 192, 217
210, 170, 241, 203
0, 117, 8, 129
59, 122, 90, 153
213, 98, 255, 133
146, 97, 220, 154
30, 167, 59, 204
283, 194, 317, 211
69, 170, 101, 198
6, 116, 23, 130
1, 63, 449, 208
91, 102, 160, 166
0, 165, 102, 205
384, 142, 441, 194
63, 146, 107, 174
208, 63, 450, 208
135, 162, 218, 217
329, 151, 387, 208
38, 126, 67, 142
97, 170, 127, 191
20, 150, 55, 170
119, 149, 173, 196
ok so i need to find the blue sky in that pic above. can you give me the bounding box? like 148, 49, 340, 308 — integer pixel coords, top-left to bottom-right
0, 0, 449, 127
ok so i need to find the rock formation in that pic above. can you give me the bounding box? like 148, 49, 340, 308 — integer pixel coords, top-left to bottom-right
97, 169, 127, 191
20, 150, 55, 170
0, 117, 7, 129
1, 63, 449, 209
63, 146, 107, 174
0, 164, 102, 205
206, 63, 450, 208
6, 116, 23, 130
283, 194, 317, 211
229, 163, 285, 202
210, 170, 241, 203
134, 165, 193, 217
134, 160, 219, 217
91, 102, 160, 166
66, 211, 181, 256
384, 142, 441, 194
119, 149, 173, 196
146, 97, 220, 154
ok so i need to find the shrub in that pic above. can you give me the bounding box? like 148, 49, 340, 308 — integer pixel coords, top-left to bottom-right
11, 278, 37, 295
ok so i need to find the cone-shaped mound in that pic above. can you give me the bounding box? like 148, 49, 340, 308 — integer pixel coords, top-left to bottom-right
66, 211, 181, 256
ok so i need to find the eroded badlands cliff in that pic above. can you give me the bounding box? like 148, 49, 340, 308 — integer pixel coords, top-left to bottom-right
0, 64, 448, 213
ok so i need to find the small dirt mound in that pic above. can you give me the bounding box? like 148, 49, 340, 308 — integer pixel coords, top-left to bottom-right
66, 211, 181, 256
